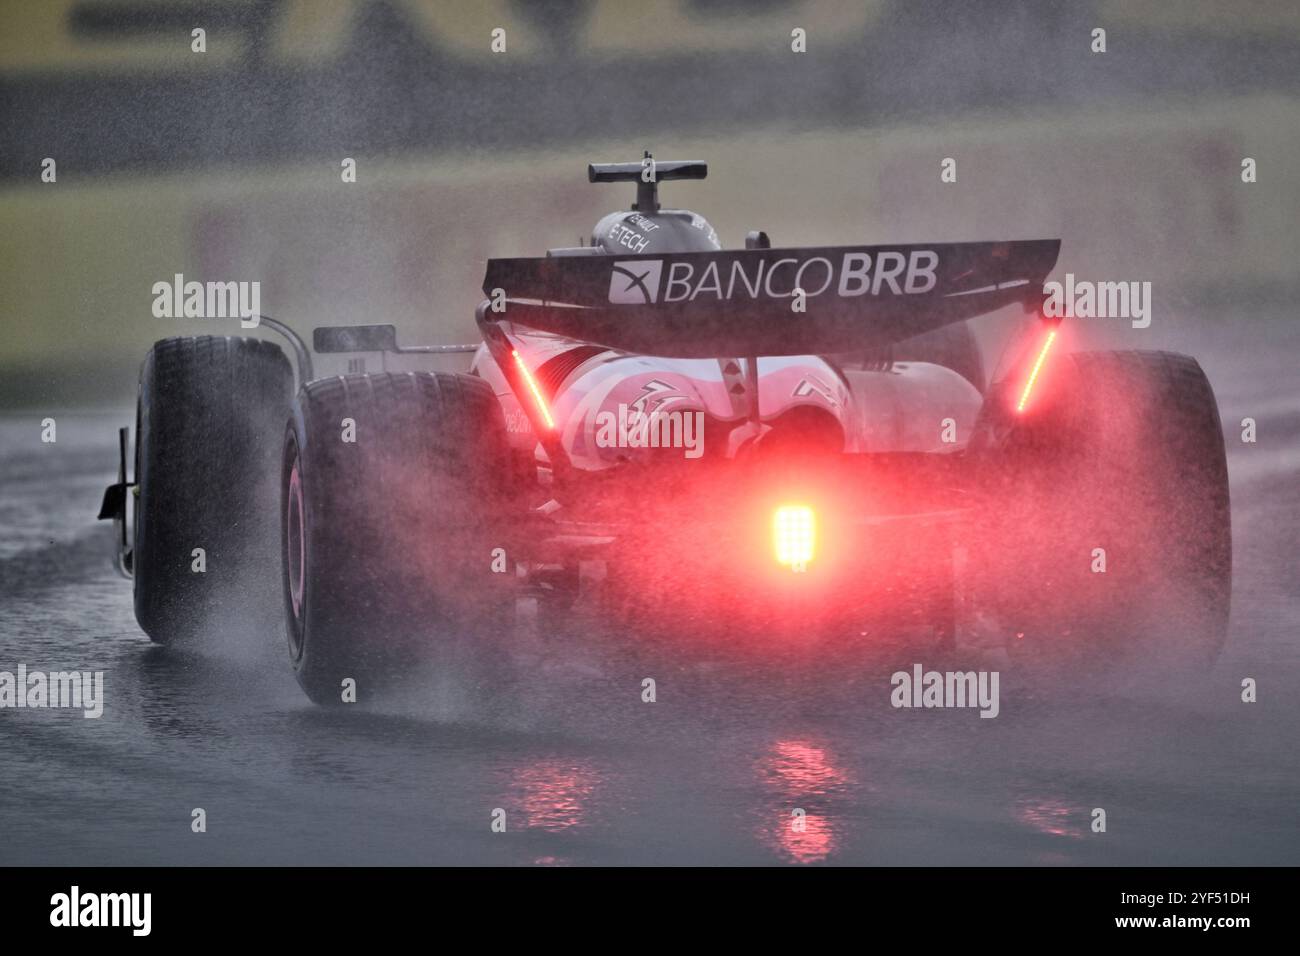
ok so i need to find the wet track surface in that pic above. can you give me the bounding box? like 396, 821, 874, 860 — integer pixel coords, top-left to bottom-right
2, 327, 1298, 866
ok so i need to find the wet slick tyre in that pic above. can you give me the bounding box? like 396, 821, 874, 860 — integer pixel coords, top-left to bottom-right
973, 350, 1231, 674
283, 372, 519, 706
134, 336, 293, 645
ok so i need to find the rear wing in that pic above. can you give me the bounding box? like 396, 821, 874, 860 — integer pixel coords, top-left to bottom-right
480, 240, 1060, 358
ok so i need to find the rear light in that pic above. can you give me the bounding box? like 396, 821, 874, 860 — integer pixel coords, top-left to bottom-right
512, 349, 555, 430
1016, 329, 1057, 413
773, 505, 815, 571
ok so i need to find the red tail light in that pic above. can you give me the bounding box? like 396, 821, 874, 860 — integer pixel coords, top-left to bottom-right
512, 349, 555, 430
773, 505, 815, 570
1016, 329, 1057, 414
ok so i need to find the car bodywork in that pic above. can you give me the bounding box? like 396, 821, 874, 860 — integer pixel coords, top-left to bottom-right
446, 159, 1060, 635
100, 155, 1065, 645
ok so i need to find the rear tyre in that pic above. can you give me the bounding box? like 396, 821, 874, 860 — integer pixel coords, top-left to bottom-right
134, 336, 293, 645
971, 350, 1230, 672
283, 372, 521, 705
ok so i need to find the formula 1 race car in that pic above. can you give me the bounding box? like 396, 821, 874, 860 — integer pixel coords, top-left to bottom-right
99, 155, 1232, 704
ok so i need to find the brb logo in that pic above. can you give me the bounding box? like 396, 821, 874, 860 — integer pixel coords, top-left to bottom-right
609, 260, 664, 304
609, 251, 939, 305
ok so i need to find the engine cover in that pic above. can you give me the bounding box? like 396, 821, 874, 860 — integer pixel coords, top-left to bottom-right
474, 337, 982, 469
